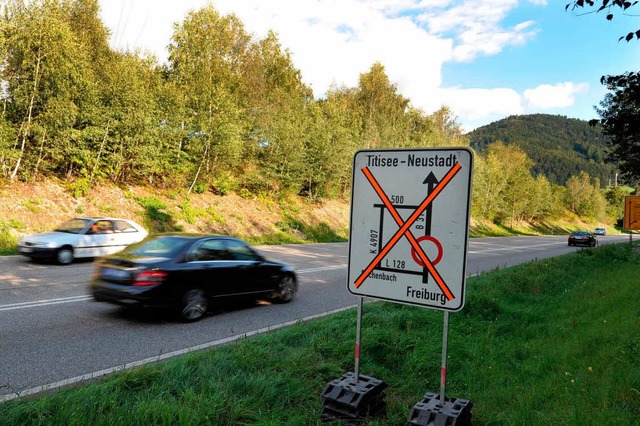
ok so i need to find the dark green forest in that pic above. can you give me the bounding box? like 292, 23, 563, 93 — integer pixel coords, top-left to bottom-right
468, 114, 617, 187
0, 1, 626, 226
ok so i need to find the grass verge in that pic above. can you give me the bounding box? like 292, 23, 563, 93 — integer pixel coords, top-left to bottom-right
1, 244, 638, 425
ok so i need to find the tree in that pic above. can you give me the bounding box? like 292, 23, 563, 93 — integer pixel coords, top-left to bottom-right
591, 72, 640, 185
167, 6, 248, 191
566, 0, 640, 42
566, 171, 607, 218
0, 0, 99, 180
237, 30, 313, 195
304, 85, 361, 199
355, 62, 411, 149
472, 142, 538, 225
429, 106, 465, 146
604, 184, 628, 222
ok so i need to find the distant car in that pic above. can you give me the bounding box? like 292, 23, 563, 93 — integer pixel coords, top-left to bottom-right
594, 227, 607, 236
568, 230, 597, 247
89, 233, 297, 322
17, 217, 148, 265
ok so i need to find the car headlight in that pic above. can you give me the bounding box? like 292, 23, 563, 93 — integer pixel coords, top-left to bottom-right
30, 241, 58, 248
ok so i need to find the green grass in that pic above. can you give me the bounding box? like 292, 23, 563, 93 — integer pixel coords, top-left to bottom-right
0, 220, 23, 254
248, 219, 349, 245
1, 244, 639, 425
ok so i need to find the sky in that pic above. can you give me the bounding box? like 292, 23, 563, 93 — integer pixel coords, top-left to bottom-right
98, 0, 640, 132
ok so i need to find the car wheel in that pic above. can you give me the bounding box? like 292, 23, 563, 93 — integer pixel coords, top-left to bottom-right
56, 247, 74, 265
272, 275, 297, 303
180, 288, 208, 322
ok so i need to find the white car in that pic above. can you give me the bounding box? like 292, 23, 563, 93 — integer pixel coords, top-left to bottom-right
594, 227, 607, 236
17, 217, 148, 265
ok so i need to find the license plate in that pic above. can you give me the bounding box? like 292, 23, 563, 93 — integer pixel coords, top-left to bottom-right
20, 247, 33, 253
101, 268, 130, 280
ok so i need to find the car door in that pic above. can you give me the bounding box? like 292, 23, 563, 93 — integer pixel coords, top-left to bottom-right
224, 239, 276, 296
112, 220, 145, 247
79, 220, 116, 257
186, 238, 235, 297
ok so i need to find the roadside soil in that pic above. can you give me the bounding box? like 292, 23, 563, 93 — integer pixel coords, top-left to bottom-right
0, 179, 351, 241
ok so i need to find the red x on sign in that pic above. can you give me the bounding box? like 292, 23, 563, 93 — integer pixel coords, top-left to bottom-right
354, 163, 461, 300
347, 148, 473, 312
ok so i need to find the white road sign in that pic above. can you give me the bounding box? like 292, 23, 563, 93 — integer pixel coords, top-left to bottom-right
347, 148, 473, 311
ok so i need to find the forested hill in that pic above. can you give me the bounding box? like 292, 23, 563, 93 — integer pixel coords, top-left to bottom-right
468, 114, 617, 187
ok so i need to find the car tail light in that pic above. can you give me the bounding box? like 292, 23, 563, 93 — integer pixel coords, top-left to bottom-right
133, 270, 168, 286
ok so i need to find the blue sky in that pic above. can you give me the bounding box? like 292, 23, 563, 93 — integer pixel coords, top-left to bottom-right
99, 0, 640, 132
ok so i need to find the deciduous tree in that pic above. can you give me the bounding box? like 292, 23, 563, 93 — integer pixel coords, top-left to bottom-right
168, 6, 247, 191
566, 171, 607, 218
592, 72, 640, 185
0, 0, 97, 179
355, 63, 410, 149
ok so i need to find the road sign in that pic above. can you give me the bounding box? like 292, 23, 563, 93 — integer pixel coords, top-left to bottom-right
347, 148, 473, 311
623, 195, 640, 230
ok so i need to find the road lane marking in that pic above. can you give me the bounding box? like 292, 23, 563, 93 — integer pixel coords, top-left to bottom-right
467, 242, 563, 253
0, 295, 92, 311
297, 265, 346, 274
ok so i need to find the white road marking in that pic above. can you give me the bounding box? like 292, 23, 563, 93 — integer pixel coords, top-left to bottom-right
0, 295, 92, 311
467, 242, 560, 253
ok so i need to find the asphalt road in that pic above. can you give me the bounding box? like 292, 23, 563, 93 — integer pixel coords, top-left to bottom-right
0, 234, 631, 401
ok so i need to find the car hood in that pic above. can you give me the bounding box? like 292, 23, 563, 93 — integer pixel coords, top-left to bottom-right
20, 231, 79, 245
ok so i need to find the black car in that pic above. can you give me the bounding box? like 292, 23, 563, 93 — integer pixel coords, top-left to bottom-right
568, 230, 597, 247
90, 233, 297, 322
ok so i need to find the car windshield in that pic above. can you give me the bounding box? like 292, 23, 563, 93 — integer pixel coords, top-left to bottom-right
54, 218, 90, 234
124, 236, 193, 257
572, 231, 589, 236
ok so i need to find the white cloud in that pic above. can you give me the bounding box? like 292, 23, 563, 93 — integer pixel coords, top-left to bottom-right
436, 87, 524, 120
427, 82, 590, 132
416, 0, 539, 61
523, 82, 589, 109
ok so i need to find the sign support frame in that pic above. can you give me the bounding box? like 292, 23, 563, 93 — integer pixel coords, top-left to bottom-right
327, 148, 475, 424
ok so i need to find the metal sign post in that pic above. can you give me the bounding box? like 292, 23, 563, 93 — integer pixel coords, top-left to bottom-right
440, 311, 449, 405
355, 297, 363, 382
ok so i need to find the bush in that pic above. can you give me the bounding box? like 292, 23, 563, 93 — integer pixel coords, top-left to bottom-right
66, 178, 92, 198
0, 220, 22, 254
